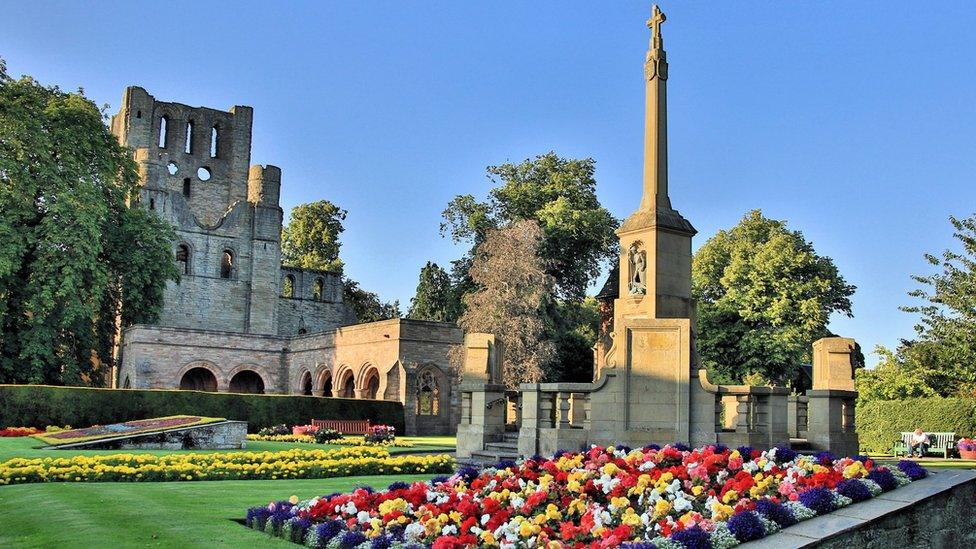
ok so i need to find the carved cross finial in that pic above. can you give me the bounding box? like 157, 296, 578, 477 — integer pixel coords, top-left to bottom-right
647, 4, 666, 49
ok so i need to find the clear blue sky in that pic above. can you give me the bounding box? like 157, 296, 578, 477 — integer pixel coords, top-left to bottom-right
3, 2, 975, 365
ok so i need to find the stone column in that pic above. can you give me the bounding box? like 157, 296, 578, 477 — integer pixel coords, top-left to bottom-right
806, 389, 859, 457
455, 383, 508, 458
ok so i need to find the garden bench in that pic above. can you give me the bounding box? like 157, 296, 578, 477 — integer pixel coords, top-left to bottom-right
311, 419, 371, 435
891, 431, 955, 458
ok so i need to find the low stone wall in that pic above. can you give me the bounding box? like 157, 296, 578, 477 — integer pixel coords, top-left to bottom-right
744, 469, 976, 548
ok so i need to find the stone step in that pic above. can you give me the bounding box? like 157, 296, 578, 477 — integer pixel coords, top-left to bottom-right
501, 433, 519, 443
470, 449, 519, 463
485, 442, 518, 452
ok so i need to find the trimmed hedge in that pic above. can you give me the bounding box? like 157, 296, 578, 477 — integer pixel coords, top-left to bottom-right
0, 384, 404, 434
856, 397, 976, 453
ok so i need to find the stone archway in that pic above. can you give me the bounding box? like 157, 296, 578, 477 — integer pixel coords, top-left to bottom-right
299, 370, 313, 396
318, 369, 334, 397
229, 370, 265, 394
338, 370, 356, 398
179, 367, 218, 392
361, 367, 381, 400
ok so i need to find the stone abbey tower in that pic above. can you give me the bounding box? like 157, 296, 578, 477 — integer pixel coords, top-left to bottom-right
111, 88, 461, 436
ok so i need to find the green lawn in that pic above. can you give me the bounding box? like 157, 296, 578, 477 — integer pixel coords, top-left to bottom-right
0, 474, 434, 548
0, 435, 455, 462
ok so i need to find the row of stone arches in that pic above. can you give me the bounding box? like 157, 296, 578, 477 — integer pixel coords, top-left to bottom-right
176, 362, 268, 394
295, 364, 381, 399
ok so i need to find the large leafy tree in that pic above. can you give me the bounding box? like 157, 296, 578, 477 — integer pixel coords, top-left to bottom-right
693, 210, 855, 384
457, 220, 557, 389
280, 200, 346, 272
0, 61, 179, 386
407, 262, 459, 322
441, 152, 617, 378
279, 199, 398, 323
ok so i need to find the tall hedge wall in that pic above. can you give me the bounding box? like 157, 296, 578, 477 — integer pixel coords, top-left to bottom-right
0, 385, 405, 434
856, 397, 976, 453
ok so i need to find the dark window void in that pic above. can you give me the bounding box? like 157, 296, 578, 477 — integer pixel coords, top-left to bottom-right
229, 370, 264, 394
180, 367, 217, 392
313, 278, 324, 300
136, 110, 142, 119
182, 178, 191, 198
301, 372, 313, 395
176, 244, 190, 275
210, 126, 219, 158
298, 328, 308, 335
220, 250, 234, 279
320, 373, 333, 397
149, 198, 155, 210
364, 370, 380, 400
185, 120, 194, 154
158, 116, 168, 148
283, 275, 295, 297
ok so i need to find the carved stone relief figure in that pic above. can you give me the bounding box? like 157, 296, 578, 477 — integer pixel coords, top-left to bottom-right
629, 242, 647, 295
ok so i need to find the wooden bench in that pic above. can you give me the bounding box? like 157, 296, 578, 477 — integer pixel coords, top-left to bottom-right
892, 431, 955, 458
311, 419, 371, 435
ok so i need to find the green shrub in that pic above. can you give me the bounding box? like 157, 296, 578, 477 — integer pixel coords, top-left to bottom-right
856, 397, 976, 453
0, 384, 405, 434
314, 428, 342, 444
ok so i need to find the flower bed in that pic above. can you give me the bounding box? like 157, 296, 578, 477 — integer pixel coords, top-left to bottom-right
0, 427, 42, 437
31, 415, 224, 446
245, 444, 927, 548
0, 446, 453, 485
246, 434, 415, 448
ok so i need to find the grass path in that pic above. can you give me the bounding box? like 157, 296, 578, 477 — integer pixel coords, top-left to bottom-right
0, 435, 456, 462
0, 474, 432, 548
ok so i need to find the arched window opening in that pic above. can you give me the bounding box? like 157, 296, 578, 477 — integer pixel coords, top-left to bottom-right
298, 328, 307, 335
313, 278, 324, 301
417, 370, 440, 415
182, 178, 191, 198
149, 198, 155, 210
220, 250, 234, 279
158, 116, 168, 148
363, 369, 380, 400
339, 373, 355, 398
210, 126, 219, 158
136, 110, 142, 119
229, 370, 264, 394
300, 371, 313, 396
176, 244, 190, 275
185, 120, 194, 154
283, 275, 295, 297
180, 367, 217, 392
320, 372, 333, 397
122, 376, 131, 388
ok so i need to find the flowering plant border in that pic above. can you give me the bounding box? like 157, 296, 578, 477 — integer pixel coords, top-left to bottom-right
245, 444, 928, 548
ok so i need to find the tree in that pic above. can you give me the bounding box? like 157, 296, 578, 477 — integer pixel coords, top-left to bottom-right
855, 345, 938, 404
280, 200, 346, 272
342, 279, 401, 323
441, 152, 618, 302
0, 61, 179, 386
407, 262, 459, 322
456, 220, 557, 389
692, 210, 855, 384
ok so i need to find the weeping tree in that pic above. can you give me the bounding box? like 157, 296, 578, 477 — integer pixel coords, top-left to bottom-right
0, 61, 179, 386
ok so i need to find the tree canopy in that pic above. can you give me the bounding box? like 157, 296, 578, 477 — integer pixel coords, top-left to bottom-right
858, 213, 976, 399
280, 200, 346, 272
692, 210, 855, 384
0, 61, 179, 386
406, 262, 458, 322
456, 220, 557, 389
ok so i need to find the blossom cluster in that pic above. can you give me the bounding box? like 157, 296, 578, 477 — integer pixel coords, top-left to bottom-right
245, 444, 926, 548
0, 427, 42, 437
246, 433, 415, 448
0, 446, 453, 485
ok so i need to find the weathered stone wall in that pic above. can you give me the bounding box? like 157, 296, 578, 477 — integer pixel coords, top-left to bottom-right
277, 267, 352, 336
119, 318, 463, 435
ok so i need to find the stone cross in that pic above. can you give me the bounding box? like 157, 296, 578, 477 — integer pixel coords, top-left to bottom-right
647, 5, 666, 46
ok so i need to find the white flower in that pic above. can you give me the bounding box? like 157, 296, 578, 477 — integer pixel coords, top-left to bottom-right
639, 461, 657, 471
357, 510, 370, 524
481, 513, 491, 525
442, 524, 458, 536
404, 522, 425, 540
672, 496, 692, 512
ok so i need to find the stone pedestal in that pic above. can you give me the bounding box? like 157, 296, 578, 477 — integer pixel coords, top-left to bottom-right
806, 389, 858, 457
456, 382, 508, 458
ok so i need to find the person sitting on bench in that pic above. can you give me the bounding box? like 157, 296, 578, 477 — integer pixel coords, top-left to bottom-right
909, 428, 930, 457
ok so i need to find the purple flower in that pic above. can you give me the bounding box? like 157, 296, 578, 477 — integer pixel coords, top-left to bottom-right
712, 444, 729, 454
339, 530, 368, 548
354, 485, 375, 494
836, 479, 872, 502
755, 499, 797, 527
315, 520, 345, 544
429, 475, 450, 485
897, 460, 928, 481
387, 481, 410, 491
643, 444, 662, 451
737, 446, 756, 459
798, 487, 835, 515
727, 511, 765, 542
814, 451, 837, 465
621, 542, 657, 549
290, 518, 312, 543
771, 447, 797, 463
672, 442, 691, 452
852, 455, 871, 463
496, 459, 517, 470
671, 525, 713, 549
371, 535, 394, 549
456, 465, 481, 483
867, 468, 898, 492
245, 507, 271, 529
